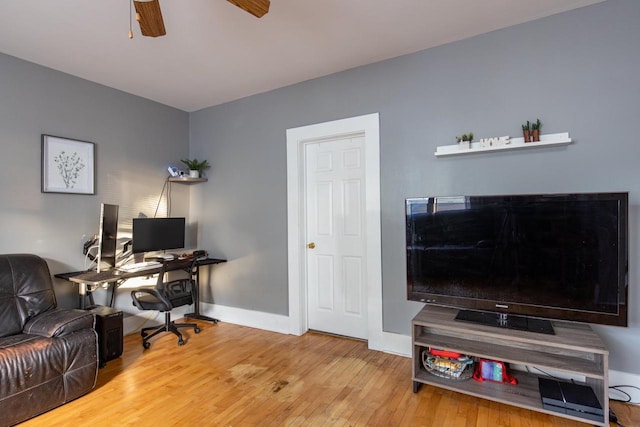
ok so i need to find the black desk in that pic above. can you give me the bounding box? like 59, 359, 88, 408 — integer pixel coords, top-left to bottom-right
55, 257, 226, 323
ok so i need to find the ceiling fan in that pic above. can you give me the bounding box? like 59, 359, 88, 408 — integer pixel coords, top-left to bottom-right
132, 0, 270, 38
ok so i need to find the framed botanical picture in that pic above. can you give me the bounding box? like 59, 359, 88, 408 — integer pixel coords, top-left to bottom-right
42, 135, 95, 194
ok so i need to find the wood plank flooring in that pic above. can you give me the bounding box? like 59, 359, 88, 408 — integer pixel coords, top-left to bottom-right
17, 320, 639, 426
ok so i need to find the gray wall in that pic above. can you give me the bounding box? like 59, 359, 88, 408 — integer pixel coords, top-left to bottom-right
0, 53, 190, 308
190, 0, 640, 373
1, 0, 638, 374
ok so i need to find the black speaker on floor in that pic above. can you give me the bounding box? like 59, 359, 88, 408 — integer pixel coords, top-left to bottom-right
88, 305, 123, 368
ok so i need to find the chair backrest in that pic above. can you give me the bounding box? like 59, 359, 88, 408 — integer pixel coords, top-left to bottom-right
164, 278, 194, 307
0, 254, 57, 337
156, 258, 197, 308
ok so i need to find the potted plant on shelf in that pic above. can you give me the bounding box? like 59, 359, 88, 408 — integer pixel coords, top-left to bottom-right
456, 132, 474, 149
531, 119, 541, 142
180, 158, 210, 178
522, 121, 531, 143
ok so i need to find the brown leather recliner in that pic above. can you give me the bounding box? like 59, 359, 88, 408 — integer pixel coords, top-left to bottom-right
0, 254, 99, 426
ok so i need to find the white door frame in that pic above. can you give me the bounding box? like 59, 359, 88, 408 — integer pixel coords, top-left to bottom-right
286, 113, 386, 350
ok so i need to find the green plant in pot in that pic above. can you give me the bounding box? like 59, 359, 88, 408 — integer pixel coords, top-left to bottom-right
531, 118, 542, 142
456, 132, 474, 149
180, 158, 210, 178
522, 121, 531, 143
455, 132, 474, 143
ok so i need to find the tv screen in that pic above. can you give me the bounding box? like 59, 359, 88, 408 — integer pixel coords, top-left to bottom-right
132, 218, 186, 254
406, 193, 628, 328
98, 203, 119, 272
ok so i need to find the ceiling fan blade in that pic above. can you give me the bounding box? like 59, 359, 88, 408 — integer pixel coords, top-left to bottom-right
227, 0, 270, 18
134, 0, 166, 37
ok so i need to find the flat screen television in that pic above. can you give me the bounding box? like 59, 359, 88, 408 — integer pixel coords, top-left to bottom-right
406, 192, 628, 333
97, 203, 119, 273
132, 217, 186, 254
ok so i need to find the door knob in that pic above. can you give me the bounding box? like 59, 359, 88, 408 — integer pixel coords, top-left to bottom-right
307, 242, 316, 249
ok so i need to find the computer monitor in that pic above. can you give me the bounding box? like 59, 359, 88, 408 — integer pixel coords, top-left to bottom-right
97, 203, 119, 272
132, 217, 186, 254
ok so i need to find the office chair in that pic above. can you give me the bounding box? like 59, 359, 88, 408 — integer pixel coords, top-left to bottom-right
130, 259, 200, 348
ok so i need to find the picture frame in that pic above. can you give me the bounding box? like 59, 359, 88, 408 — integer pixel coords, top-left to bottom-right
42, 135, 95, 195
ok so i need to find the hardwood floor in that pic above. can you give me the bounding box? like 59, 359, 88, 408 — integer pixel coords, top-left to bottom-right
17, 320, 639, 426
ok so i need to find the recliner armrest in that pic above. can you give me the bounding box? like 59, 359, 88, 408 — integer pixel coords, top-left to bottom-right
23, 309, 95, 338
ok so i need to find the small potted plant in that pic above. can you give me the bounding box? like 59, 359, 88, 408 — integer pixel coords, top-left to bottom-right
522, 121, 531, 143
456, 132, 474, 149
180, 158, 210, 178
531, 119, 541, 142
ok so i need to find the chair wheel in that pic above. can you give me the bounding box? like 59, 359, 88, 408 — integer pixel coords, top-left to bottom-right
195, 327, 201, 333
143, 341, 151, 349
178, 339, 185, 346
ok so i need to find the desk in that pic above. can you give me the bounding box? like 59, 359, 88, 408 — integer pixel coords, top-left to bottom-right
55, 257, 226, 323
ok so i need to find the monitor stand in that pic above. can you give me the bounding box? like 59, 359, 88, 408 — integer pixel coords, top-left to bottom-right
144, 253, 175, 262
455, 309, 555, 335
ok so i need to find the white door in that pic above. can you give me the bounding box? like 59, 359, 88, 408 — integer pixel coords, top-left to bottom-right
304, 136, 367, 339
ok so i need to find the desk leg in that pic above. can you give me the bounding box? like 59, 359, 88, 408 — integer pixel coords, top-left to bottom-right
108, 282, 116, 307
79, 283, 96, 309
79, 282, 88, 310
184, 264, 219, 323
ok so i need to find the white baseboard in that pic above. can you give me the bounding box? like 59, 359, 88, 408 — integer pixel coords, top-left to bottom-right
200, 302, 290, 334
372, 331, 412, 357
609, 369, 640, 403
119, 301, 289, 337
201, 301, 413, 355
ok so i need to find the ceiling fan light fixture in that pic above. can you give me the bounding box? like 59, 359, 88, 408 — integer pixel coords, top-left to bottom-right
227, 0, 270, 18
133, 0, 166, 37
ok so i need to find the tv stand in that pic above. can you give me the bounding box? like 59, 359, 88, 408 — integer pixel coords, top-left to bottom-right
455, 309, 555, 335
412, 305, 609, 425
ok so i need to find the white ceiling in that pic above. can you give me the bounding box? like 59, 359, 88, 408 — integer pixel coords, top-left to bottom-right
0, 0, 604, 112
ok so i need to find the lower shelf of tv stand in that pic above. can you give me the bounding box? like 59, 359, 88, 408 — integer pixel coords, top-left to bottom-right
412, 306, 609, 426
415, 368, 539, 408
414, 369, 602, 425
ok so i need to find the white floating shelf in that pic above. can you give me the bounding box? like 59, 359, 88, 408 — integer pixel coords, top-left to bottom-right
435, 132, 572, 157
